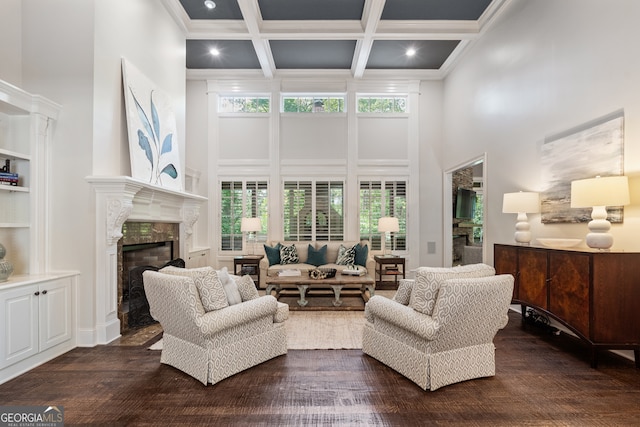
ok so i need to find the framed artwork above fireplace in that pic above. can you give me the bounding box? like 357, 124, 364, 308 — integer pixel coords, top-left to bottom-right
122, 58, 183, 191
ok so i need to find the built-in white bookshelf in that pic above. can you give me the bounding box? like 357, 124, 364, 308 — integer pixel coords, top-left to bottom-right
0, 80, 60, 275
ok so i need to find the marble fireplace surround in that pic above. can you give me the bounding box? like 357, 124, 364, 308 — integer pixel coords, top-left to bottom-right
86, 176, 206, 345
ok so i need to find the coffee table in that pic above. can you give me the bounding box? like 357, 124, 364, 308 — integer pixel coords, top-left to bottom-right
265, 273, 375, 307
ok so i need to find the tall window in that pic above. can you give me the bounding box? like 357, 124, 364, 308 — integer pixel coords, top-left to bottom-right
220, 180, 268, 251
360, 180, 407, 250
283, 180, 344, 241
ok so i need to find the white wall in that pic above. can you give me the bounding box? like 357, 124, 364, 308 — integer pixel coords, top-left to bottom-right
418, 80, 445, 267
442, 0, 640, 262
0, 0, 22, 87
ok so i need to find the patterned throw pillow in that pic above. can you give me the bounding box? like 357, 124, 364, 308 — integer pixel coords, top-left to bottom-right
264, 243, 282, 266
409, 264, 496, 316
236, 274, 260, 301
159, 266, 229, 311
280, 244, 300, 265
307, 244, 327, 267
335, 244, 356, 265
393, 279, 414, 305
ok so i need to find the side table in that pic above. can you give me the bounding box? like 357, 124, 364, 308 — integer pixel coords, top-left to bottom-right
234, 255, 264, 289
374, 255, 405, 288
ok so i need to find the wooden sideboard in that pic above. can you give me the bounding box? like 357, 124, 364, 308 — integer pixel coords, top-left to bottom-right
494, 243, 640, 368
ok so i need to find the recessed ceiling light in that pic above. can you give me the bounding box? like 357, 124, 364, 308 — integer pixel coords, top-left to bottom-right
210, 48, 220, 56
406, 48, 416, 57
204, 0, 216, 9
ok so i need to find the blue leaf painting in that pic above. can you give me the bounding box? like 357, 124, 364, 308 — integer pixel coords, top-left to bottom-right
161, 164, 178, 179
124, 60, 182, 190
161, 134, 173, 155
130, 88, 155, 146
150, 91, 161, 144
137, 130, 153, 167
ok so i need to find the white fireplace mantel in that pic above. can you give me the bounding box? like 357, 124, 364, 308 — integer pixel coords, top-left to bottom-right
85, 175, 207, 345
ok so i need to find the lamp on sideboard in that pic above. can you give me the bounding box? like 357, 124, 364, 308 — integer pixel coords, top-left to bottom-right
241, 217, 262, 255
502, 191, 540, 244
570, 175, 629, 250
378, 217, 399, 256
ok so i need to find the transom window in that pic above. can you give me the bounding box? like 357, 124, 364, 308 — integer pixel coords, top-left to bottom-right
283, 180, 344, 241
360, 180, 407, 250
218, 95, 270, 113
220, 180, 268, 251
357, 95, 408, 113
282, 94, 346, 113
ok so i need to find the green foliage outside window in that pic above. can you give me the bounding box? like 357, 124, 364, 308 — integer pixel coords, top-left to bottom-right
360, 181, 407, 250
282, 95, 345, 113
357, 96, 408, 113
219, 96, 270, 113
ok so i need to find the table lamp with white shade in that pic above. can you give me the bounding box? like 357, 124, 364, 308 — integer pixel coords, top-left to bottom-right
241, 217, 262, 255
570, 175, 629, 250
378, 217, 399, 256
502, 191, 540, 244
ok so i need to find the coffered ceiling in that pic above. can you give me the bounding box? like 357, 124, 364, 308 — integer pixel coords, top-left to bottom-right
162, 0, 511, 80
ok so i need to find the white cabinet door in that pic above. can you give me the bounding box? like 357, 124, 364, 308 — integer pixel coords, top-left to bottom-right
0, 284, 39, 368
39, 277, 72, 351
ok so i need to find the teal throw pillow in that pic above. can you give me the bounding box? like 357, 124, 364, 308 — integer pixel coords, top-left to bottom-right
336, 244, 356, 265
280, 244, 300, 265
354, 243, 368, 267
307, 244, 327, 267
264, 243, 282, 266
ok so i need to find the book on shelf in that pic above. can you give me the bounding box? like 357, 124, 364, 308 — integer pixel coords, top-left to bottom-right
0, 173, 18, 186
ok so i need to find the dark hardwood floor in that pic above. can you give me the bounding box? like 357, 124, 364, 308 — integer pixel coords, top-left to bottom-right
1, 311, 639, 426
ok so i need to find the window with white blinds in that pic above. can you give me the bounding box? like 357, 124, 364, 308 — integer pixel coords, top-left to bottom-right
220, 180, 268, 251
283, 180, 344, 241
360, 180, 407, 251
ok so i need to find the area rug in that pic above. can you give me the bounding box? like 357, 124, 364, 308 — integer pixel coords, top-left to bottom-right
148, 291, 395, 351
148, 311, 367, 350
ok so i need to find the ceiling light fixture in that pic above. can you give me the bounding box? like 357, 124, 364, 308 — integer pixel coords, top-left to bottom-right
204, 0, 216, 9
406, 48, 416, 57
209, 48, 220, 56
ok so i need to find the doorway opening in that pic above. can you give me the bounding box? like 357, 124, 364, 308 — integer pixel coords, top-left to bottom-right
443, 154, 486, 267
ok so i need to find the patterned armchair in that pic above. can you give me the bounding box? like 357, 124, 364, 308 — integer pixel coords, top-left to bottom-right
362, 264, 514, 391
143, 269, 288, 386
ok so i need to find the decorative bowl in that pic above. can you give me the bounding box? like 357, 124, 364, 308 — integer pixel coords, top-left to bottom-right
536, 238, 582, 248
309, 268, 337, 279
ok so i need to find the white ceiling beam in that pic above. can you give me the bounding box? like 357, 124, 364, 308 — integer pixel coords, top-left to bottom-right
352, 0, 386, 78
237, 0, 275, 78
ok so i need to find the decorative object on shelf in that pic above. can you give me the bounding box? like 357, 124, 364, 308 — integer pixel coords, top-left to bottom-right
541, 111, 624, 224
122, 59, 183, 191
502, 191, 540, 244
378, 217, 399, 255
309, 268, 337, 280
0, 243, 14, 282
536, 238, 582, 248
240, 217, 261, 255
1, 159, 10, 172
570, 175, 630, 249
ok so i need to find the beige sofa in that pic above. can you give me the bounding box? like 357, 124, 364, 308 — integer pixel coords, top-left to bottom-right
258, 240, 374, 288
